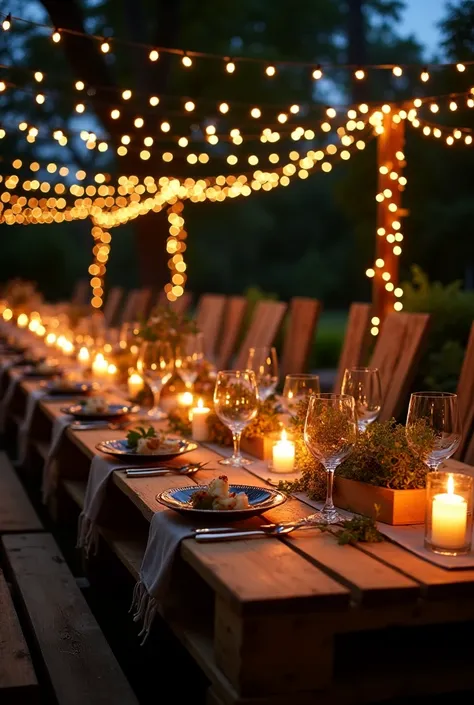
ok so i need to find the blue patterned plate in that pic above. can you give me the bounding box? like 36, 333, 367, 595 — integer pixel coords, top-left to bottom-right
157, 484, 287, 520
61, 403, 139, 420
96, 438, 198, 460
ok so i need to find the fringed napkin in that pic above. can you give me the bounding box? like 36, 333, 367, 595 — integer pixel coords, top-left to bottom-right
131, 511, 194, 644
0, 375, 22, 434
17, 388, 47, 465
42, 415, 73, 503
77, 455, 127, 556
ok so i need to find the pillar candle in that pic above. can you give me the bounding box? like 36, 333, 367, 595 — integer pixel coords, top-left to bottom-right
272, 429, 296, 473
432, 475, 467, 550
191, 398, 210, 441
128, 371, 144, 399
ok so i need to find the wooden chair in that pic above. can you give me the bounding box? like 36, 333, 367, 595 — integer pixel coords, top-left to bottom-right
334, 303, 371, 392
281, 297, 322, 378
454, 323, 474, 461
215, 296, 247, 370
195, 294, 227, 360
71, 280, 88, 306
120, 289, 140, 324
371, 311, 430, 422
234, 300, 288, 370
102, 287, 123, 327
157, 291, 192, 316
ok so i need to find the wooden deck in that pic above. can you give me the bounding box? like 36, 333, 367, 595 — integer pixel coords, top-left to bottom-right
2, 367, 474, 704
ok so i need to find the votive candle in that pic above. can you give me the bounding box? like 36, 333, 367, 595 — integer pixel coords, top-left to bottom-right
272, 429, 295, 473
191, 398, 210, 441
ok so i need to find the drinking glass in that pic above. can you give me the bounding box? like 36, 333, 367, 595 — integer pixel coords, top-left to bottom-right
137, 341, 174, 419
341, 367, 382, 432
175, 333, 204, 389
406, 392, 461, 471
304, 393, 357, 524
282, 374, 320, 416
246, 346, 279, 401
213, 370, 259, 466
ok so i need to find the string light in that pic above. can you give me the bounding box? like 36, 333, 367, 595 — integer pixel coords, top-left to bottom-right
100, 39, 110, 53
392, 66, 403, 77
421, 68, 430, 82
2, 13, 11, 31
265, 65, 276, 77
312, 66, 323, 80
75, 80, 84, 91
355, 69, 365, 80
182, 54, 192, 68
51, 28, 61, 43
149, 49, 159, 61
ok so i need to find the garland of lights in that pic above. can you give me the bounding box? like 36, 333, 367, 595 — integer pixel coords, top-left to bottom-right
165, 203, 187, 302
89, 225, 112, 308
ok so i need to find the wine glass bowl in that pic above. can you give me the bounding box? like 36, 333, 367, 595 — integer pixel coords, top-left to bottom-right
341, 367, 382, 432
213, 370, 259, 466
282, 374, 320, 416
138, 341, 174, 419
406, 392, 461, 471
304, 393, 357, 524
175, 333, 204, 389
246, 347, 279, 401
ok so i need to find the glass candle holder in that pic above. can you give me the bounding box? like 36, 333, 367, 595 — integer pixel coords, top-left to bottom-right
425, 471, 473, 556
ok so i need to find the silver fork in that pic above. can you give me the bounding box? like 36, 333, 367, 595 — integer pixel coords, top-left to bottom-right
194, 520, 317, 542
126, 461, 208, 477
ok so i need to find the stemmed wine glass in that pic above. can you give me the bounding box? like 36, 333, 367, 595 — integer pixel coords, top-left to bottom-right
137, 341, 174, 419
304, 393, 357, 524
406, 392, 461, 471
282, 374, 321, 416
213, 370, 259, 466
246, 347, 279, 401
341, 367, 382, 432
175, 333, 204, 390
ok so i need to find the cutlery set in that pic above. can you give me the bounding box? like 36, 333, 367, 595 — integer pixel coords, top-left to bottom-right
193, 520, 317, 542
125, 462, 208, 478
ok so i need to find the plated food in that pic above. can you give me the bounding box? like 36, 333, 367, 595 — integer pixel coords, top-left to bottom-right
61, 399, 138, 420
158, 481, 287, 519
96, 424, 197, 460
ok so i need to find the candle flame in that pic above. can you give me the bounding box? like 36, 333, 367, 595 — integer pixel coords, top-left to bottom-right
198, 397, 204, 409
281, 429, 287, 442
78, 346, 90, 361
447, 474, 454, 495
107, 363, 117, 375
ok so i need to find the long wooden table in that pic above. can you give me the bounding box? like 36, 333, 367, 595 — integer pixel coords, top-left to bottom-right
3, 367, 474, 705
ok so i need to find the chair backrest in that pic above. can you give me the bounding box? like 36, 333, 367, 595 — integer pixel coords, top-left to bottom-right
103, 287, 123, 327
234, 300, 288, 370
156, 291, 192, 316
120, 289, 140, 324
134, 288, 153, 320
454, 322, 474, 460
334, 303, 371, 392
371, 311, 430, 422
71, 280, 88, 306
281, 297, 322, 378
195, 294, 227, 360
216, 296, 247, 370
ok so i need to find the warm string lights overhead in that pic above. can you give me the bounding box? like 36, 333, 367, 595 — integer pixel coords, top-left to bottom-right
165, 202, 187, 301
89, 225, 112, 308
3, 9, 474, 85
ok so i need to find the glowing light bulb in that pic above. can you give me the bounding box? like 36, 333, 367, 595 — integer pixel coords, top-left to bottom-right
312, 65, 323, 80
265, 65, 276, 77
149, 49, 159, 61
182, 55, 192, 67
392, 66, 403, 77
75, 80, 84, 90
219, 102, 229, 113
149, 96, 159, 106
421, 69, 430, 82
111, 109, 120, 119
52, 29, 61, 43
101, 40, 110, 53
2, 14, 11, 31
34, 71, 43, 82
225, 60, 235, 73
355, 69, 365, 80
122, 89, 132, 100
456, 63, 466, 72
250, 107, 261, 118
184, 100, 195, 111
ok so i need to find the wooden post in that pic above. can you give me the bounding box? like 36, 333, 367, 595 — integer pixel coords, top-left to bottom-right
372, 114, 406, 328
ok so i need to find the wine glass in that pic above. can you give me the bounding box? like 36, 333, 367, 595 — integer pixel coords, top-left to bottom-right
246, 347, 279, 401
282, 374, 320, 416
341, 367, 382, 432
213, 370, 259, 466
406, 392, 461, 471
304, 393, 357, 524
175, 333, 204, 389
137, 341, 174, 419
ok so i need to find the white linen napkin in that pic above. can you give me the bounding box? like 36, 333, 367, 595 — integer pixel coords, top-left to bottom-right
131, 511, 194, 644
77, 455, 127, 556
0, 375, 21, 433
17, 388, 47, 465
42, 415, 73, 503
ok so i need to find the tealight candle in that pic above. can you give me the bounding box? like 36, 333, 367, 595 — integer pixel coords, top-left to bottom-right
17, 313, 29, 329
77, 346, 90, 369
107, 363, 117, 382
128, 371, 144, 399
45, 332, 57, 347
191, 398, 210, 441
431, 475, 467, 551
178, 391, 194, 408
92, 352, 108, 381
272, 429, 295, 473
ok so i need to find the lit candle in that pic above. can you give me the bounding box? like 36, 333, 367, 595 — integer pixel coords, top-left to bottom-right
191, 398, 210, 441
178, 391, 194, 408
45, 332, 57, 347
431, 474, 468, 550
128, 371, 144, 399
17, 313, 29, 328
107, 362, 117, 382
272, 429, 296, 473
77, 346, 90, 370
91, 352, 108, 381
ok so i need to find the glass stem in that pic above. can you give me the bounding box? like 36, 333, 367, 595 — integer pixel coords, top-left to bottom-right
151, 383, 162, 409
232, 431, 242, 459
324, 464, 337, 510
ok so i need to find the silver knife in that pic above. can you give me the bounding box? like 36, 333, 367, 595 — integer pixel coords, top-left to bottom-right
194, 522, 317, 542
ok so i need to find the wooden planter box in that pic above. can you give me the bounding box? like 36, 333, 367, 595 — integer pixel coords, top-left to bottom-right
333, 477, 425, 525
241, 435, 274, 461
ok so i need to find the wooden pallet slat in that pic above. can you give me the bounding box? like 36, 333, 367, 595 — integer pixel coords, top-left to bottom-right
2, 533, 139, 705
0, 570, 38, 704
0, 452, 43, 533
334, 303, 371, 393
196, 294, 227, 360
216, 296, 247, 369
234, 301, 287, 370
280, 297, 321, 378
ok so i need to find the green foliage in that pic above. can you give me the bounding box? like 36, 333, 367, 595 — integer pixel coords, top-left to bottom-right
402, 265, 474, 390
126, 425, 157, 449
327, 514, 384, 546
138, 306, 198, 345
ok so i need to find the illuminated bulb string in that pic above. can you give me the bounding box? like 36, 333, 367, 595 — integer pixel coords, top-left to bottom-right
89, 225, 112, 308
165, 203, 187, 301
